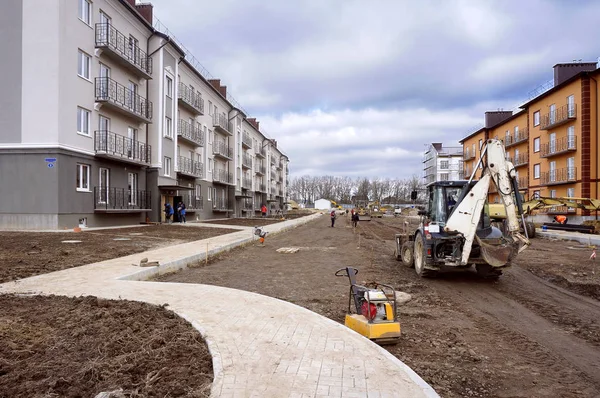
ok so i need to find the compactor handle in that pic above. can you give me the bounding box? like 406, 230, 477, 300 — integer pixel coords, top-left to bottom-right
335, 267, 358, 277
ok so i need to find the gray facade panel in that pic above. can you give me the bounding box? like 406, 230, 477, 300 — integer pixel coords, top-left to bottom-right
0, 1, 23, 143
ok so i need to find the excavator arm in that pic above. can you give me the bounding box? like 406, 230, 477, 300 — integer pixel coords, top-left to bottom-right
445, 139, 531, 266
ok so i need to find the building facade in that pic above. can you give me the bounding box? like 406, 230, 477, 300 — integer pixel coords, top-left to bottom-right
0, 0, 288, 229
422, 143, 464, 185
459, 62, 599, 219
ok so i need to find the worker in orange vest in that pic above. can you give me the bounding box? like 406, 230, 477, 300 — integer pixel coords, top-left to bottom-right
554, 215, 568, 224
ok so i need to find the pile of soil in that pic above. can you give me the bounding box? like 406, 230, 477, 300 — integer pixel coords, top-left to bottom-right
0, 294, 213, 397
0, 225, 236, 283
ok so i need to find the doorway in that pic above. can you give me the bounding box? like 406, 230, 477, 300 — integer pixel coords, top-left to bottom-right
173, 195, 182, 223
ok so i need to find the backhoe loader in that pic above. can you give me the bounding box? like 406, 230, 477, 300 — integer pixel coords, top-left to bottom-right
394, 139, 530, 279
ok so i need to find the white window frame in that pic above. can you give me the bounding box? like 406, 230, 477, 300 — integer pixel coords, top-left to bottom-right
533, 137, 540, 153
78, 0, 92, 26
195, 184, 202, 199
77, 50, 91, 80
76, 164, 90, 192
128, 172, 138, 205
567, 187, 575, 198
165, 75, 173, 98
207, 186, 212, 201
208, 129, 213, 144
208, 101, 213, 115
533, 190, 540, 199
77, 107, 91, 136
164, 156, 171, 176
98, 167, 109, 203
208, 157, 213, 172
533, 111, 540, 127
550, 190, 557, 198
165, 116, 172, 138
533, 164, 540, 179
439, 160, 449, 170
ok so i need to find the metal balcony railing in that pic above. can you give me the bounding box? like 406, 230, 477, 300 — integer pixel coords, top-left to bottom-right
242, 199, 254, 211
213, 113, 231, 135
541, 167, 577, 185
505, 127, 529, 148
94, 131, 151, 164
213, 169, 234, 185
242, 153, 252, 169
255, 146, 266, 158
94, 187, 151, 210
258, 183, 266, 192
242, 133, 252, 148
517, 176, 528, 189
541, 104, 577, 130
513, 152, 529, 167
212, 197, 229, 211
95, 77, 152, 121
95, 23, 152, 76
541, 136, 577, 158
180, 193, 203, 211
178, 82, 204, 114
178, 119, 204, 147
242, 177, 252, 189
463, 151, 475, 161
177, 156, 203, 177
255, 164, 266, 175
213, 141, 233, 159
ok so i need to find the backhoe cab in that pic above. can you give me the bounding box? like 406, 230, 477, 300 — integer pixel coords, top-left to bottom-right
395, 139, 530, 279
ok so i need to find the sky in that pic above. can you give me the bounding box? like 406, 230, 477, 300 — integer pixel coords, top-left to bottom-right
148, 0, 600, 179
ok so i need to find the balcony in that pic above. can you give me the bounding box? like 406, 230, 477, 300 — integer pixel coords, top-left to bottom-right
540, 104, 576, 130
95, 77, 152, 122
255, 164, 266, 176
213, 113, 232, 136
463, 151, 475, 161
257, 183, 266, 193
271, 187, 276, 195
213, 141, 233, 160
241, 199, 254, 212
177, 156, 203, 178
94, 130, 151, 165
94, 23, 152, 79
517, 176, 528, 189
178, 119, 204, 147
277, 189, 283, 197
505, 128, 529, 148
94, 187, 151, 212
180, 193, 203, 212
242, 177, 253, 190
255, 146, 266, 158
212, 197, 231, 212
178, 82, 204, 115
513, 152, 529, 167
271, 158, 276, 166
540, 136, 577, 158
277, 160, 283, 170
541, 167, 577, 186
242, 153, 252, 169
242, 133, 253, 149
213, 169, 234, 185
537, 206, 577, 215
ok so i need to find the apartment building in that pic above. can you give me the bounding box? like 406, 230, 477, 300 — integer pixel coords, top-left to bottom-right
0, 0, 288, 229
459, 61, 599, 219
422, 143, 464, 185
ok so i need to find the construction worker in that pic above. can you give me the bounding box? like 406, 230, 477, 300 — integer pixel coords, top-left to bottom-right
554, 215, 568, 224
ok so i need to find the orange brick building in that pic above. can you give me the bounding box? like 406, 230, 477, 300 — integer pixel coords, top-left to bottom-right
460, 62, 600, 219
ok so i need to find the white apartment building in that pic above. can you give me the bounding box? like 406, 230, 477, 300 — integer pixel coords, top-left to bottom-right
422, 143, 463, 185
0, 0, 289, 229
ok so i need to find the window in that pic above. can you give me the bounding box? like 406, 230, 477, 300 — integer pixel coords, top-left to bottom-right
195, 184, 202, 199
207, 186, 212, 200
533, 111, 540, 127
567, 157, 575, 179
208, 129, 213, 144
567, 187, 575, 198
77, 50, 91, 79
76, 164, 90, 191
533, 164, 540, 179
567, 95, 575, 117
479, 139, 483, 150
549, 104, 556, 124
440, 173, 449, 181
78, 0, 91, 25
208, 101, 213, 115
440, 160, 449, 170
208, 158, 212, 172
533, 137, 540, 153
128, 35, 139, 61
514, 126, 519, 141
550, 190, 557, 198
99, 168, 110, 203
165, 76, 173, 98
165, 117, 172, 138
77, 107, 90, 135
533, 190, 540, 199
164, 156, 171, 176
128, 173, 138, 205
567, 125, 575, 148
549, 161, 556, 182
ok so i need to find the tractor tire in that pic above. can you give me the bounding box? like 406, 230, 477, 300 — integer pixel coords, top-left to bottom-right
525, 222, 536, 238
401, 241, 414, 268
413, 233, 437, 278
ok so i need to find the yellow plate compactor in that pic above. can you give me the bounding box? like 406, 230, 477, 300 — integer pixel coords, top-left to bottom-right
335, 267, 401, 344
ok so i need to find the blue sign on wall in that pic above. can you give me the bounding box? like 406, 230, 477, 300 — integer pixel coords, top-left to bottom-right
45, 158, 57, 163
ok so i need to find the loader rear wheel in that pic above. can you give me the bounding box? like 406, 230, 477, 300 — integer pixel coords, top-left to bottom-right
414, 233, 436, 278
401, 242, 414, 268
525, 222, 536, 238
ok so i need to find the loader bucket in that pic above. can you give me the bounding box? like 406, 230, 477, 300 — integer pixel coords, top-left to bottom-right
475, 235, 519, 268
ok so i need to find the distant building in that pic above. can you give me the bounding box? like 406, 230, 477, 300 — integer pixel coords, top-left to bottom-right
314, 199, 332, 210
422, 143, 464, 185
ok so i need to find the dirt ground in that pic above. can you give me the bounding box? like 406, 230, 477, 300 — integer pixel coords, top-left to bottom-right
158, 214, 600, 398
0, 294, 213, 397
0, 224, 238, 283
